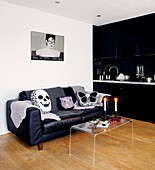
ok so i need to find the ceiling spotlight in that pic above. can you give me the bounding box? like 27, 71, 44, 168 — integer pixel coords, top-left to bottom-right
55, 1, 60, 4
96, 14, 101, 18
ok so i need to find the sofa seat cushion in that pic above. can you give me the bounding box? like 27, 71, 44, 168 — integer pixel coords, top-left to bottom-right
54, 107, 103, 119
81, 106, 103, 116
43, 107, 104, 134
54, 109, 84, 119
82, 107, 104, 122
43, 117, 82, 134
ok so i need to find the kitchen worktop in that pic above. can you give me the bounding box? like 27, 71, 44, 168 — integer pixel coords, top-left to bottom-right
93, 80, 155, 85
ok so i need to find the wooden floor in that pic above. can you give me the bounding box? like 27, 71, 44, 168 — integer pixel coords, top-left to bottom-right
0, 119, 155, 170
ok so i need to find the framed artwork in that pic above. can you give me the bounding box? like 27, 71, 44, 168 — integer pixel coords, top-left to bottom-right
31, 31, 64, 61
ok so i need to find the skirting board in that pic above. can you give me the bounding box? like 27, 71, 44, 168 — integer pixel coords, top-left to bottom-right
0, 126, 9, 135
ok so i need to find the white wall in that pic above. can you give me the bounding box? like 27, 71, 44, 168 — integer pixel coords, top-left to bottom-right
0, 1, 93, 135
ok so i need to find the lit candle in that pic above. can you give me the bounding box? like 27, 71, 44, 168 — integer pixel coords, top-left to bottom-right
104, 97, 107, 111
114, 97, 118, 112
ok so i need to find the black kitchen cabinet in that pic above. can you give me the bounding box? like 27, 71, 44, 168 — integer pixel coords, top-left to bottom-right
93, 82, 131, 116
115, 13, 155, 57
93, 25, 117, 59
117, 31, 137, 58
93, 26, 102, 59
138, 36, 155, 56
101, 27, 117, 58
136, 14, 155, 56
93, 81, 155, 123
93, 13, 155, 80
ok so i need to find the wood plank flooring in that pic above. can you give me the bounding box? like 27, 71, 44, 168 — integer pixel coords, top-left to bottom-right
0, 119, 154, 170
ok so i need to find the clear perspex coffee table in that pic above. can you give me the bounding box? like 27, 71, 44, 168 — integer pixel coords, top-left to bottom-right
69, 117, 133, 167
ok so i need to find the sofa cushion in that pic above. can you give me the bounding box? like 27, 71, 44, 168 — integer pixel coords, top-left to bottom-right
62, 87, 76, 103
59, 96, 75, 110
43, 106, 103, 134
19, 90, 34, 100
46, 87, 65, 111
77, 91, 98, 106
54, 109, 84, 119
71, 85, 85, 99
81, 106, 103, 116
54, 106, 103, 119
31, 89, 52, 114
43, 117, 82, 134
82, 107, 104, 122
19, 87, 65, 112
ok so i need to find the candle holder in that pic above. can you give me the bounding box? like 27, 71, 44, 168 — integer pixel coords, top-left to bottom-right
115, 111, 117, 118
104, 111, 107, 120
109, 97, 121, 122
110, 117, 121, 122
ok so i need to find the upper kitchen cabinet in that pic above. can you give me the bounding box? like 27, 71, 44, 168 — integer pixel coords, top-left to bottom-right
138, 35, 155, 56
116, 13, 155, 57
101, 26, 117, 58
117, 31, 137, 59
93, 13, 155, 59
93, 25, 117, 59
93, 26, 102, 59
114, 20, 137, 59
135, 14, 155, 56
93, 13, 155, 80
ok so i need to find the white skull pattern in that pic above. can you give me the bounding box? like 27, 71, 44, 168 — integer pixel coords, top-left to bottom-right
31, 89, 51, 113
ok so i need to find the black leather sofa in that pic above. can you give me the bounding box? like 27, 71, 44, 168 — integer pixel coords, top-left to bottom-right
6, 86, 112, 150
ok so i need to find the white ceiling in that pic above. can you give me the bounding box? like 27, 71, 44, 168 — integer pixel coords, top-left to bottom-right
1, 0, 155, 26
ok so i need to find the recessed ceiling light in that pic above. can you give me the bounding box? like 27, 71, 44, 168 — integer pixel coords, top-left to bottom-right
55, 1, 60, 4
97, 14, 101, 18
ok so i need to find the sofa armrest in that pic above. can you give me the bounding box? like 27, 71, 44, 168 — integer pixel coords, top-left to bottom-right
6, 99, 18, 132
6, 99, 43, 146
26, 107, 43, 146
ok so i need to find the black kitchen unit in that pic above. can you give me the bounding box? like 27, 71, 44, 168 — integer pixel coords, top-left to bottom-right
94, 81, 155, 124
93, 13, 155, 123
93, 13, 155, 80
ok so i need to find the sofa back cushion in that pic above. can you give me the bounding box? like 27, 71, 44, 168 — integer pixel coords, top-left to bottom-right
19, 90, 33, 101
71, 85, 85, 98
62, 87, 76, 103
47, 87, 65, 111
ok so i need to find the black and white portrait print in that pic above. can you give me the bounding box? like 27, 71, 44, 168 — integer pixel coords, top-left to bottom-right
31, 31, 64, 61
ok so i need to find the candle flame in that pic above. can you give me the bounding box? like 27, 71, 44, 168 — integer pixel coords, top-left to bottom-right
103, 97, 107, 102
114, 97, 118, 102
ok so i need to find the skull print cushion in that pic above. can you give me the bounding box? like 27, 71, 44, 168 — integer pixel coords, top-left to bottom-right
31, 89, 52, 114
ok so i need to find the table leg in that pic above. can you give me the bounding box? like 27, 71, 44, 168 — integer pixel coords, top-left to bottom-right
93, 134, 97, 167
